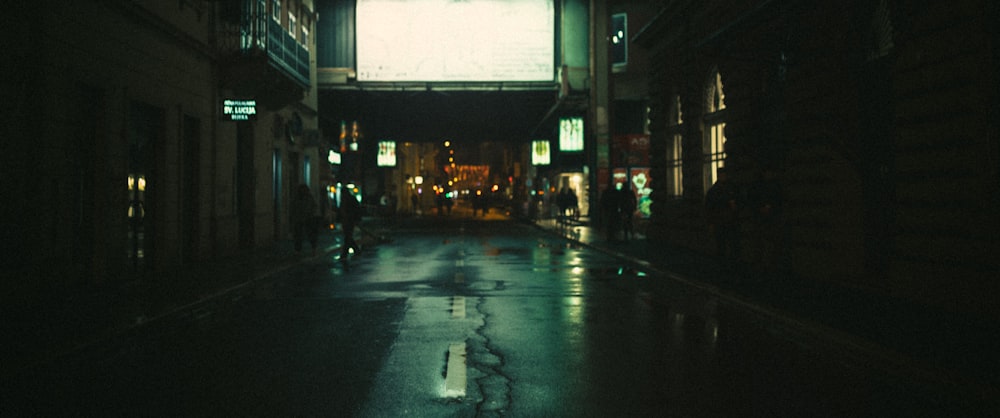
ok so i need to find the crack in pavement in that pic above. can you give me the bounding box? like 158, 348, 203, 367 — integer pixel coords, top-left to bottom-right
470, 296, 512, 417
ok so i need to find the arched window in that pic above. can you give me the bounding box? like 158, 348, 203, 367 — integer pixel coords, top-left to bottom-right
703, 68, 727, 192
667, 94, 684, 197
866, 0, 894, 61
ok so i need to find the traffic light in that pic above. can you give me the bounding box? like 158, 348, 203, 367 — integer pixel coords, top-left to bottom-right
611, 13, 627, 67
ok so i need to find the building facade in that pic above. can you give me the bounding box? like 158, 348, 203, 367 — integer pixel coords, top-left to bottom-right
634, 0, 999, 317
1, 0, 321, 294
605, 1, 661, 228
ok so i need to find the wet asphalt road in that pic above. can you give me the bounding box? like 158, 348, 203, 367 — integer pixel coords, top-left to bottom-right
3, 214, 990, 417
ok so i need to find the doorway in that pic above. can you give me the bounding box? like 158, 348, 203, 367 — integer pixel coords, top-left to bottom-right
127, 101, 164, 272
237, 122, 255, 249
181, 115, 201, 263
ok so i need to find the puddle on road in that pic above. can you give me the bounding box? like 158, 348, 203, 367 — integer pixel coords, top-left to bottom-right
482, 247, 530, 257
530, 265, 648, 280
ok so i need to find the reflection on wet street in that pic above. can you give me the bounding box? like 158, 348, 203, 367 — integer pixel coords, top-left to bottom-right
4, 215, 991, 416
353, 216, 986, 416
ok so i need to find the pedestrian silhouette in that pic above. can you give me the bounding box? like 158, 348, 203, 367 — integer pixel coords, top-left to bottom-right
435, 192, 446, 216
557, 187, 571, 223
568, 188, 579, 221
705, 167, 741, 262
337, 188, 363, 266
619, 184, 637, 242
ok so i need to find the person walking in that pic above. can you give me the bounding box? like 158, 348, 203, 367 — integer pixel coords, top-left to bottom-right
337, 187, 363, 266
568, 188, 579, 221
619, 184, 637, 242
557, 187, 571, 224
292, 184, 319, 256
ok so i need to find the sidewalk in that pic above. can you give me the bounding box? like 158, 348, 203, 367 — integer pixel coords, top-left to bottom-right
532, 216, 1000, 408
2, 226, 347, 376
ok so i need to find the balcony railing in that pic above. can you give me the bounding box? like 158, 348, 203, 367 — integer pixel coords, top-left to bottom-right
237, 0, 310, 88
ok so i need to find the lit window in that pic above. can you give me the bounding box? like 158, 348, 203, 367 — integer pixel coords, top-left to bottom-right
254, 0, 267, 49
707, 70, 725, 113
301, 23, 309, 48
668, 134, 684, 197
675, 94, 684, 125
704, 69, 726, 192
667, 95, 684, 197
868, 0, 894, 61
705, 122, 725, 185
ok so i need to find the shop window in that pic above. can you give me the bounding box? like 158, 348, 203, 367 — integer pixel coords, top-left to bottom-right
703, 69, 726, 192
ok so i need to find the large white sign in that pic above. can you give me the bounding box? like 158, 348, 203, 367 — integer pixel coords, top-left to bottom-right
357, 0, 555, 82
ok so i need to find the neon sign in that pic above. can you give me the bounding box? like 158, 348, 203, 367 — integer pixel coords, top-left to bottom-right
222, 99, 257, 121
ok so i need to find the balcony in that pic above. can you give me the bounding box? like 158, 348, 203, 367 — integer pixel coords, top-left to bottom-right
219, 0, 310, 109
263, 18, 309, 88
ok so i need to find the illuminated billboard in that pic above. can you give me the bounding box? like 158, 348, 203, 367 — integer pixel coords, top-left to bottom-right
377, 141, 397, 167
559, 117, 584, 151
531, 140, 550, 165
356, 0, 555, 82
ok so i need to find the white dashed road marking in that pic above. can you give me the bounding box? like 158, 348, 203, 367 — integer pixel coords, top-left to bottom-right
451, 296, 466, 319
444, 342, 467, 398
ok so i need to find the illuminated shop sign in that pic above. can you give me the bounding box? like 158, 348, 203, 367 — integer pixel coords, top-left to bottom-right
327, 149, 342, 165
222, 99, 257, 121
531, 140, 550, 165
559, 117, 583, 151
377, 141, 396, 167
